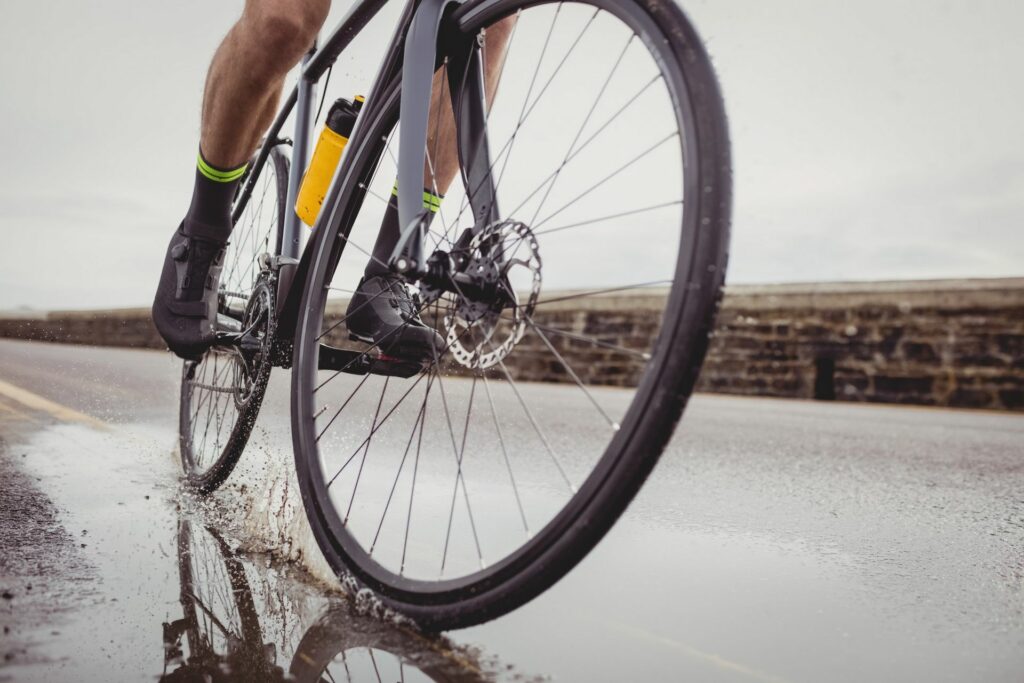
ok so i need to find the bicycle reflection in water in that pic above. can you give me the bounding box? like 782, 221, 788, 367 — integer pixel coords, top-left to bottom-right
161, 519, 509, 682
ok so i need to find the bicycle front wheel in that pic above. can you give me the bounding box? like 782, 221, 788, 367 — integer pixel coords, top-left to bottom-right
292, 0, 730, 629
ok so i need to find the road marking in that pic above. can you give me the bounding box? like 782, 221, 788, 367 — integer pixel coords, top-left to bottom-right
0, 379, 110, 431
603, 618, 793, 683
0, 398, 41, 422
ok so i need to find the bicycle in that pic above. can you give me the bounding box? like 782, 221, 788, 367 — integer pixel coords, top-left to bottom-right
178, 0, 731, 630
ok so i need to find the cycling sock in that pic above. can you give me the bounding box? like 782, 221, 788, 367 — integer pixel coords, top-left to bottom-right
183, 149, 247, 242
364, 181, 443, 278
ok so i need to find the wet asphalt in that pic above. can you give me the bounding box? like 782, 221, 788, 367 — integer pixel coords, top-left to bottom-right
0, 338, 1022, 682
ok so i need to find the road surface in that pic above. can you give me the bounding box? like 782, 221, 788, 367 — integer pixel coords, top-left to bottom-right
0, 339, 1022, 682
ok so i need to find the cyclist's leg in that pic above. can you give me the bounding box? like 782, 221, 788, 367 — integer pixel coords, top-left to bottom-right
153, 0, 330, 359
201, 0, 331, 169
364, 18, 514, 277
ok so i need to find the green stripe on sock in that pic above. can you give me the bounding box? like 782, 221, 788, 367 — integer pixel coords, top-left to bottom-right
391, 181, 443, 213
197, 154, 247, 183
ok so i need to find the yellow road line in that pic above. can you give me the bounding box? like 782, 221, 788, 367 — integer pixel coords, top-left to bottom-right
0, 398, 41, 422
0, 379, 110, 431
603, 618, 793, 683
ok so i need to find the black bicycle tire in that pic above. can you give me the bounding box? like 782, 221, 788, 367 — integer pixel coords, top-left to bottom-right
291, 0, 730, 630
178, 144, 290, 494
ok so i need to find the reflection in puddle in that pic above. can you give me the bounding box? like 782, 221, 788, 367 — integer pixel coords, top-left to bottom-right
162, 519, 516, 682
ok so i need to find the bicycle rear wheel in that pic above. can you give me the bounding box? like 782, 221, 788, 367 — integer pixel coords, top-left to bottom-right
179, 144, 289, 493
292, 0, 730, 629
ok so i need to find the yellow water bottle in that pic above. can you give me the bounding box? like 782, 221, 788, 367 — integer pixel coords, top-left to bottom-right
295, 95, 364, 227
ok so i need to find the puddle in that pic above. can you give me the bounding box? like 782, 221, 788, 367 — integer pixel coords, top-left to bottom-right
2, 422, 538, 682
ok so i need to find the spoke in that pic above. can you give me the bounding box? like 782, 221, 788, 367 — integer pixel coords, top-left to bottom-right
186, 593, 232, 638
501, 72, 665, 224
534, 199, 683, 237
535, 131, 679, 229
344, 376, 391, 524
186, 365, 200, 446
526, 316, 619, 430
420, 289, 484, 574
500, 3, 561, 179
534, 280, 673, 307
225, 169, 273, 289
322, 311, 473, 488
196, 354, 234, 466
315, 294, 434, 393
444, 13, 520, 242
401, 365, 433, 575
369, 649, 383, 683
440, 375, 483, 574
340, 650, 352, 679
454, 3, 563, 229
315, 285, 392, 344
325, 372, 427, 488
482, 11, 521, 124
335, 234, 393, 284
520, 319, 651, 360
189, 357, 228, 422
528, 32, 634, 226
496, 357, 575, 493
515, 7, 601, 137
357, 182, 395, 208
482, 375, 529, 536
370, 371, 434, 555
456, 7, 630, 231
316, 373, 371, 442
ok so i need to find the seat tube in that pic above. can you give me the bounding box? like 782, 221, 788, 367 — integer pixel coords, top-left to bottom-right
284, 47, 319, 261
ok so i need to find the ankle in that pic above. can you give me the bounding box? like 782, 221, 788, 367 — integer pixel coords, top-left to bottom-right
184, 149, 246, 242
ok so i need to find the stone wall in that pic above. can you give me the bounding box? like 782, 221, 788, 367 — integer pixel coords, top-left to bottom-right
701, 279, 1023, 411
2, 278, 1021, 411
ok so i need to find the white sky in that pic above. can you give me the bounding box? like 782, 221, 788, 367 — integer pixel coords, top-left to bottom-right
0, 0, 1021, 310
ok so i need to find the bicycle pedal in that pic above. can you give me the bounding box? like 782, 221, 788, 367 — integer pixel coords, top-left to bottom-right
216, 313, 243, 334
367, 354, 424, 379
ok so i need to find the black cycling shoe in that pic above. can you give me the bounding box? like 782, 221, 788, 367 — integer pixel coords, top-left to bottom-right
345, 275, 443, 361
152, 223, 227, 361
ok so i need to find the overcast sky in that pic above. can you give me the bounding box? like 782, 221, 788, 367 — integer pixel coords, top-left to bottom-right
0, 0, 1021, 310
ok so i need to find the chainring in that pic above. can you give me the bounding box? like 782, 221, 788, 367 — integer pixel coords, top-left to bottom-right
233, 275, 276, 406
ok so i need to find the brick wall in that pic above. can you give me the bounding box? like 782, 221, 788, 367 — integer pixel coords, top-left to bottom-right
2, 278, 1021, 411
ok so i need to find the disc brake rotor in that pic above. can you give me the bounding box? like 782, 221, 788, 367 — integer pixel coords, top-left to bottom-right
446, 221, 541, 370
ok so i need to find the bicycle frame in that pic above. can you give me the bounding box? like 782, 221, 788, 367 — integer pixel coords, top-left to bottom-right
229, 0, 497, 349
